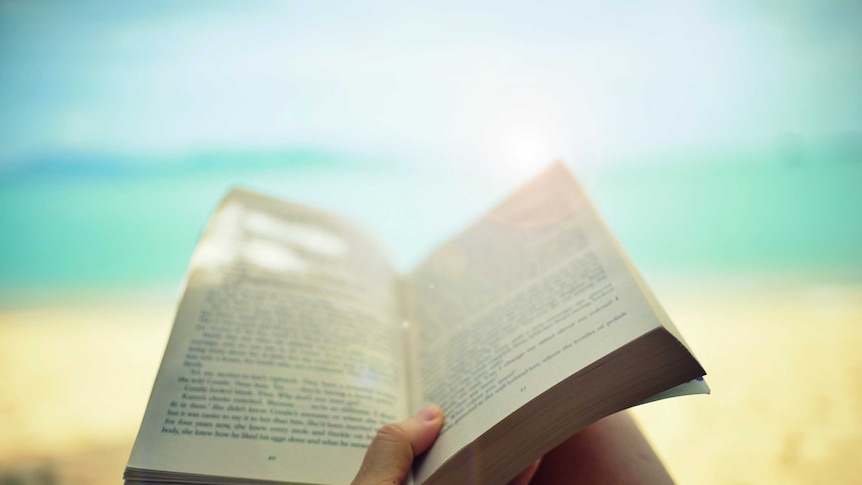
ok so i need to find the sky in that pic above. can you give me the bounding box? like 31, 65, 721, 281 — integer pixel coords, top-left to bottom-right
1, 0, 860, 174
0, 1, 861, 300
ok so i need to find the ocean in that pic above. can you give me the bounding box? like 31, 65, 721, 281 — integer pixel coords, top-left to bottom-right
1, 146, 860, 308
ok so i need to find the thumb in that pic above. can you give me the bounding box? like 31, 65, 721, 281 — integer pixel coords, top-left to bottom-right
351, 404, 444, 485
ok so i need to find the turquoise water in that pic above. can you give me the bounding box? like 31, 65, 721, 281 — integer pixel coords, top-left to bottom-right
1, 147, 861, 308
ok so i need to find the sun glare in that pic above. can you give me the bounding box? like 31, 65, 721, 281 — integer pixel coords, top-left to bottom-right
478, 98, 602, 184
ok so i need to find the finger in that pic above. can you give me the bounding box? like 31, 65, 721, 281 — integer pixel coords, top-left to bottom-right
351, 404, 444, 485
506, 458, 542, 485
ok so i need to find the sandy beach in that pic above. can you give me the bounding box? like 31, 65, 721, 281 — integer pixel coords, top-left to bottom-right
1, 275, 860, 484
633, 276, 862, 484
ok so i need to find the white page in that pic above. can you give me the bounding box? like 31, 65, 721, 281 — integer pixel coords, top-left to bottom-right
405, 163, 666, 480
128, 190, 407, 485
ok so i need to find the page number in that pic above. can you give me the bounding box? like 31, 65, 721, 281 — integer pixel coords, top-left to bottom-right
268, 456, 276, 461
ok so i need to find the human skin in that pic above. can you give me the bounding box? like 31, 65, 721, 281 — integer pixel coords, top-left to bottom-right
352, 407, 674, 485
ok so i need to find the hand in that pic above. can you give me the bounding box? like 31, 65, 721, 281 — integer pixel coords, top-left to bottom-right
351, 404, 444, 485
351, 404, 540, 485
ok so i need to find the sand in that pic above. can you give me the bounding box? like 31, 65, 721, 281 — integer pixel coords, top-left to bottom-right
1, 276, 860, 484
633, 276, 862, 484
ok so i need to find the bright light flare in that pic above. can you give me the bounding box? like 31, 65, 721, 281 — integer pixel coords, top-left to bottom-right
477, 100, 602, 184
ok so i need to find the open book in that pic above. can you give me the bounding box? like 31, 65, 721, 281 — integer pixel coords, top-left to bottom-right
124, 162, 708, 485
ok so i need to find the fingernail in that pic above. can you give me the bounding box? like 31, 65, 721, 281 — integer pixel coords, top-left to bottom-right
419, 404, 440, 421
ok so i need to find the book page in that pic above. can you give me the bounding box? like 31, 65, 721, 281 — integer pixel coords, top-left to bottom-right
127, 190, 407, 485
404, 163, 667, 480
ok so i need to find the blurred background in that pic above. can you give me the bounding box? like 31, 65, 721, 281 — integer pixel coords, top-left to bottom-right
1, 1, 860, 484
